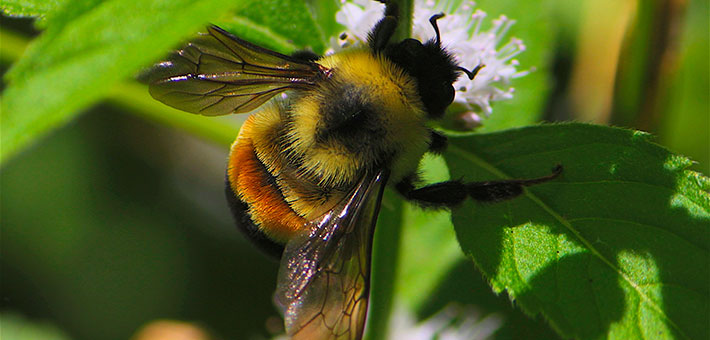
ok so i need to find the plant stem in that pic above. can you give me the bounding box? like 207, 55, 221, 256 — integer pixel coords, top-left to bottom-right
365, 191, 405, 340
392, 0, 413, 41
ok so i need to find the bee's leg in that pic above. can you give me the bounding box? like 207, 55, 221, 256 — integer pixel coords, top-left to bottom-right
428, 129, 448, 154
396, 176, 467, 208
397, 165, 562, 208
464, 165, 562, 202
368, 2, 399, 52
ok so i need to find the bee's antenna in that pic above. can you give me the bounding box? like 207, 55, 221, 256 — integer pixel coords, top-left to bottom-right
429, 13, 445, 46
458, 64, 484, 80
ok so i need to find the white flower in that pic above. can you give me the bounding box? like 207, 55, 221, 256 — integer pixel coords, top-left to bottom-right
333, 0, 528, 118
388, 303, 504, 340
334, 0, 383, 48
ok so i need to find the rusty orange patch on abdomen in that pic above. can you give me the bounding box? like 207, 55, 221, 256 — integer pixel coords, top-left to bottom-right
227, 133, 308, 244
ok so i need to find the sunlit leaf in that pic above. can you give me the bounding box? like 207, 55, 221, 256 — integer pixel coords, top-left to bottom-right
445, 123, 709, 340
217, 0, 328, 54
0, 0, 61, 18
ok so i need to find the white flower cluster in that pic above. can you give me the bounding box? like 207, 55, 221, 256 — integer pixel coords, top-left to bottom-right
332, 0, 528, 123
387, 304, 503, 340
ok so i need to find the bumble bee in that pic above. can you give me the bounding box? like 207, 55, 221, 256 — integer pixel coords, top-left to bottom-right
146, 2, 561, 339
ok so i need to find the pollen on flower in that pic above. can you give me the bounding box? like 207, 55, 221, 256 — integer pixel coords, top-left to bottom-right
332, 0, 529, 118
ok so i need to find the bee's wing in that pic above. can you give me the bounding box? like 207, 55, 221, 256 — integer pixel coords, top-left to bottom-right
275, 170, 389, 340
146, 25, 322, 116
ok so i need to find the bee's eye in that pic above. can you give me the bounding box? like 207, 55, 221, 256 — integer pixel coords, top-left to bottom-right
444, 84, 455, 105
425, 84, 454, 118
386, 39, 424, 66
400, 39, 424, 55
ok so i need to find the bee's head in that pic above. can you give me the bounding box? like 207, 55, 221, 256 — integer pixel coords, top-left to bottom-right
370, 7, 478, 118
384, 32, 458, 118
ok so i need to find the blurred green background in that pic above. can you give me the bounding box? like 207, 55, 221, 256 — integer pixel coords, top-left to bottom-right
1, 0, 707, 339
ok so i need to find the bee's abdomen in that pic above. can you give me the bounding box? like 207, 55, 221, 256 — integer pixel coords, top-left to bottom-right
224, 175, 284, 258
226, 113, 309, 251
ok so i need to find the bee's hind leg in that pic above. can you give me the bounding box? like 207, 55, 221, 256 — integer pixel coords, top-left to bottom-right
396, 165, 562, 208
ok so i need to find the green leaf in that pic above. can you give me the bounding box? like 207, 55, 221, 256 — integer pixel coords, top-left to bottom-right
213, 0, 335, 55
0, 0, 61, 17
444, 123, 709, 340
304, 0, 342, 43
218, 0, 328, 54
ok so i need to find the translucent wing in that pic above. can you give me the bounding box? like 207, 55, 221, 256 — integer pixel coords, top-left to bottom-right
147, 25, 322, 116
275, 170, 389, 340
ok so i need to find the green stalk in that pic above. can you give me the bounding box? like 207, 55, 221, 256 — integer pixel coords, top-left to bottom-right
392, 0, 413, 41
365, 191, 405, 340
